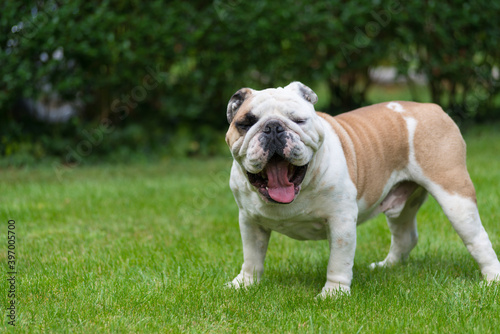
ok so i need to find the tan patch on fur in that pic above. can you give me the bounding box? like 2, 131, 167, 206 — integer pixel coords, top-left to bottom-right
319, 105, 410, 207
320, 101, 476, 205
225, 97, 254, 148
225, 124, 241, 148
410, 103, 476, 201
317, 112, 357, 185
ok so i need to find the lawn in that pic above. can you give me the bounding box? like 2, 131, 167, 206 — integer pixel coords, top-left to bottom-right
1, 125, 500, 333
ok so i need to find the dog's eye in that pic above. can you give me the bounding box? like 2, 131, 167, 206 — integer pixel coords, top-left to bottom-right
235, 114, 258, 131
235, 121, 255, 131
294, 119, 307, 125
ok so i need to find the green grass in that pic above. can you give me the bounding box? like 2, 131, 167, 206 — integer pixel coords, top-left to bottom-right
1, 127, 500, 333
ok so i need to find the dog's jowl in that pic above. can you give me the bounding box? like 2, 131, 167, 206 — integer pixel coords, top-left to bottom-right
225, 81, 500, 298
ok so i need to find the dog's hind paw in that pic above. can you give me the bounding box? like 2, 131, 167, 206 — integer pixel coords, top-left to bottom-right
369, 260, 388, 269
483, 267, 500, 282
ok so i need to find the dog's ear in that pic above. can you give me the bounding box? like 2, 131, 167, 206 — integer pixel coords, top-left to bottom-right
227, 88, 253, 123
285, 81, 318, 105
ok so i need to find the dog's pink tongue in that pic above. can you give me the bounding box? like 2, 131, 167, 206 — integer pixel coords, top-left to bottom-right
266, 159, 295, 203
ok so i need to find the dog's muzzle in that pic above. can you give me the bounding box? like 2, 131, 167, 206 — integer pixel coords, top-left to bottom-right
247, 121, 309, 204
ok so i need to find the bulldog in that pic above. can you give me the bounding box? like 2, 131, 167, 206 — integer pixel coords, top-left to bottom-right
225, 81, 500, 298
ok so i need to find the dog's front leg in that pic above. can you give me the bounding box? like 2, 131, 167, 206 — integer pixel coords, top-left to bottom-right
227, 213, 271, 289
318, 211, 357, 298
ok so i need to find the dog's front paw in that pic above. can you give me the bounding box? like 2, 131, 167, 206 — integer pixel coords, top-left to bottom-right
224, 273, 257, 289
315, 283, 351, 299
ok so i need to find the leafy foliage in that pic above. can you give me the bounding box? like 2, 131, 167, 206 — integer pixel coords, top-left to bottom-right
1, 0, 499, 164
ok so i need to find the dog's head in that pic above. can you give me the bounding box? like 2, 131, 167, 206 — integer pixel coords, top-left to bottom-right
226, 82, 325, 204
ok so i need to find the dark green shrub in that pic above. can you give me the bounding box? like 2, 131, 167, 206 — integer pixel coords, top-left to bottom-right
1, 0, 499, 165
391, 1, 500, 123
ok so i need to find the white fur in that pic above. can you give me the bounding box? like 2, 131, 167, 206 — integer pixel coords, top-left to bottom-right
387, 102, 405, 112
422, 182, 500, 281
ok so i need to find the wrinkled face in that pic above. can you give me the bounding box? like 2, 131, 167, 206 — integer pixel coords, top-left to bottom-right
226, 82, 325, 204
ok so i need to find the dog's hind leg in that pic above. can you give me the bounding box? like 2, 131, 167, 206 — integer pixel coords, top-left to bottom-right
426, 175, 500, 282
370, 182, 428, 268
406, 104, 500, 281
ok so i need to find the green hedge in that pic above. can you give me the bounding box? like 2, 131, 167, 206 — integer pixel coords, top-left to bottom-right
1, 0, 499, 164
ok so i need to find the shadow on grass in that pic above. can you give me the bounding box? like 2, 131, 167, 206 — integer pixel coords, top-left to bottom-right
260, 253, 481, 294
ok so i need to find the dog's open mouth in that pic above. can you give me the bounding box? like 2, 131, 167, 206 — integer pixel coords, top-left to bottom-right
247, 155, 308, 204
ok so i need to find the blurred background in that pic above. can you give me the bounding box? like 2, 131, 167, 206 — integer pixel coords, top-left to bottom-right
1, 0, 499, 167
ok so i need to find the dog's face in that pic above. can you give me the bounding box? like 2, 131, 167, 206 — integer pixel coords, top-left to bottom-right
226, 82, 325, 204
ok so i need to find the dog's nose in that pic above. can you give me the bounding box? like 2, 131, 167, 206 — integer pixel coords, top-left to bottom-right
263, 121, 285, 135
261, 120, 287, 157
